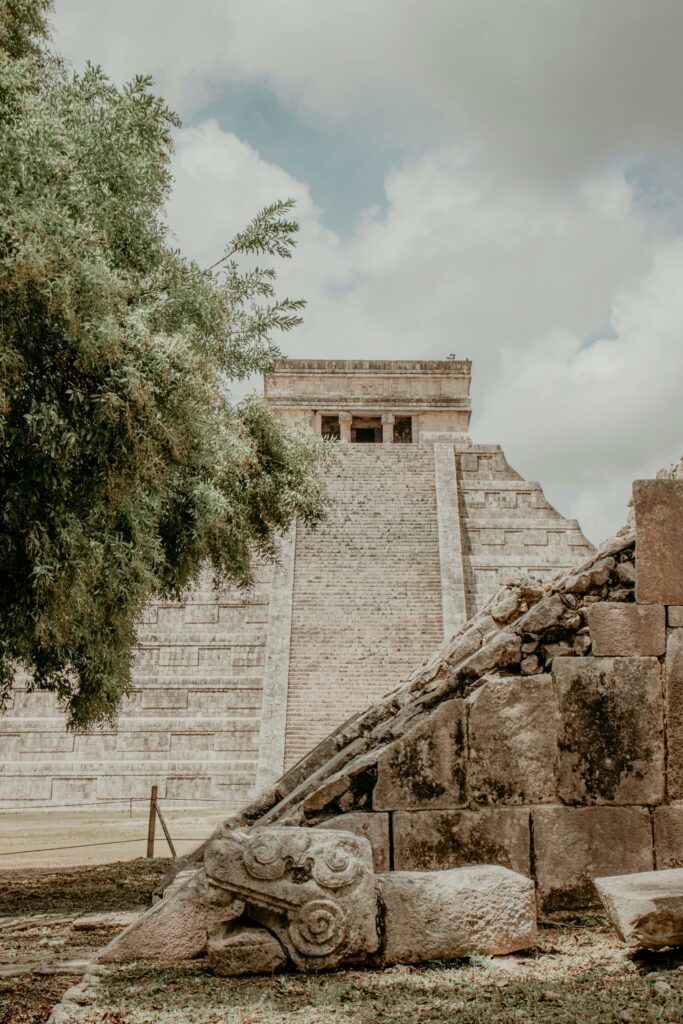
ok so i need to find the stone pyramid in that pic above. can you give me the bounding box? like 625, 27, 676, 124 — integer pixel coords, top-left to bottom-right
0, 359, 595, 812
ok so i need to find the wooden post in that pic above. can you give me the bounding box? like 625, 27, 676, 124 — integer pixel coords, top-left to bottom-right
155, 802, 177, 859
146, 784, 157, 858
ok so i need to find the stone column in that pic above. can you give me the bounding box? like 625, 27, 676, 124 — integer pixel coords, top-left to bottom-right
382, 413, 395, 444
313, 411, 322, 436
339, 411, 352, 443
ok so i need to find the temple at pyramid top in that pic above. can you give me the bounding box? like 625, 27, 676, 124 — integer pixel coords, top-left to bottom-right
264, 357, 472, 442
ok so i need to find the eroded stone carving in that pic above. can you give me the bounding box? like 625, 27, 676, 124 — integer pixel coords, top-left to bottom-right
100, 826, 538, 972
204, 827, 379, 970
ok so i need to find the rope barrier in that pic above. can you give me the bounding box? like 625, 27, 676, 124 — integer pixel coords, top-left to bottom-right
0, 837, 197, 857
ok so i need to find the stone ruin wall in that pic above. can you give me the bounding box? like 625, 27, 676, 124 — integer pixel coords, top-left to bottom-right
220, 477, 683, 911
0, 441, 593, 813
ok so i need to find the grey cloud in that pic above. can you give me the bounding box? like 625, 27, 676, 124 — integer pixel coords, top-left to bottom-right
53, 0, 683, 185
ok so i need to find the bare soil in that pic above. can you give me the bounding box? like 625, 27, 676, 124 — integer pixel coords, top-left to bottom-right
0, 859, 167, 1023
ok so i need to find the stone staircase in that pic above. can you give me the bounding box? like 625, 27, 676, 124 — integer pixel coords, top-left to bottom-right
284, 445, 445, 767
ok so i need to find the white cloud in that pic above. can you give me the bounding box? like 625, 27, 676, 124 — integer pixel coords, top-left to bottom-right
50, 2, 683, 544
167, 121, 682, 542
53, 0, 683, 182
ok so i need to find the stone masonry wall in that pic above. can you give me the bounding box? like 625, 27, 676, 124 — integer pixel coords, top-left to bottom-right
455, 444, 592, 614
284, 442, 592, 768
220, 477, 683, 911
0, 565, 274, 813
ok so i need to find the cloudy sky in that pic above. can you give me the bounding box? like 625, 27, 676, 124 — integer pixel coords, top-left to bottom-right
51, 0, 683, 543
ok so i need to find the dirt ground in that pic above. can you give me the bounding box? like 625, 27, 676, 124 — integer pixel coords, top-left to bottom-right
1, 860, 682, 1024
0, 810, 226, 869
0, 859, 168, 1024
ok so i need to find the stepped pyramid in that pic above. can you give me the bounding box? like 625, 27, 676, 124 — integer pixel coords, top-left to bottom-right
0, 359, 594, 812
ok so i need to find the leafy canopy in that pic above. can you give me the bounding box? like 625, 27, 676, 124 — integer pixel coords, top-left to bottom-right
0, 1, 328, 727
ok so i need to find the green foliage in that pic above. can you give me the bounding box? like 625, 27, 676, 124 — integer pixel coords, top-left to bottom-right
0, 1, 329, 727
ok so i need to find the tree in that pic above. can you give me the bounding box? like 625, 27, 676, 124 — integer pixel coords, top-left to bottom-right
0, 1, 328, 727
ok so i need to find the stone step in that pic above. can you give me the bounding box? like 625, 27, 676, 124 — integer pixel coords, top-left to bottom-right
0, 758, 258, 776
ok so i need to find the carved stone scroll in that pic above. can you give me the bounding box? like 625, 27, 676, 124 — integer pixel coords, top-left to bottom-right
204, 826, 379, 969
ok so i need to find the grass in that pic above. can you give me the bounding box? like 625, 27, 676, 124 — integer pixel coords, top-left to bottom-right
69, 915, 683, 1024
1, 863, 682, 1024
0, 857, 169, 916
0, 858, 168, 1024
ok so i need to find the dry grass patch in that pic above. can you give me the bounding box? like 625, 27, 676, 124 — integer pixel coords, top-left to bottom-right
71, 916, 683, 1024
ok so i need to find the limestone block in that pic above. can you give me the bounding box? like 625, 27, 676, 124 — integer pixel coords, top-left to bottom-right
563, 557, 615, 595
377, 865, 537, 963
586, 603, 666, 657
467, 675, 556, 805
666, 629, 683, 799
633, 480, 683, 604
513, 594, 565, 635
373, 699, 466, 811
489, 588, 520, 624
669, 607, 683, 627
533, 806, 653, 910
392, 807, 530, 875
461, 631, 522, 677
0, 776, 52, 800
207, 923, 287, 975
99, 872, 242, 962
595, 868, 683, 949
51, 778, 98, 804
204, 827, 379, 970
553, 656, 664, 804
73, 911, 140, 930
316, 813, 390, 872
654, 805, 683, 869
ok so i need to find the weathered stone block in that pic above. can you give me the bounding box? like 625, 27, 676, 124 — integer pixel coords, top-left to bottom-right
513, 594, 565, 635
204, 827, 379, 970
392, 807, 530, 875
586, 603, 666, 657
666, 628, 683, 799
563, 557, 615, 595
553, 656, 664, 804
533, 806, 653, 910
669, 607, 683, 627
373, 699, 467, 811
633, 479, 683, 604
654, 805, 683, 869
462, 631, 522, 676
467, 674, 556, 805
595, 868, 683, 949
99, 872, 241, 962
207, 923, 287, 976
377, 865, 537, 963
316, 812, 390, 872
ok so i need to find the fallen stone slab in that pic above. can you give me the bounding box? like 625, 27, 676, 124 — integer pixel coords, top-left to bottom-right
73, 911, 140, 931
207, 923, 287, 976
98, 871, 243, 963
33, 959, 92, 975
376, 864, 537, 964
595, 867, 683, 949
